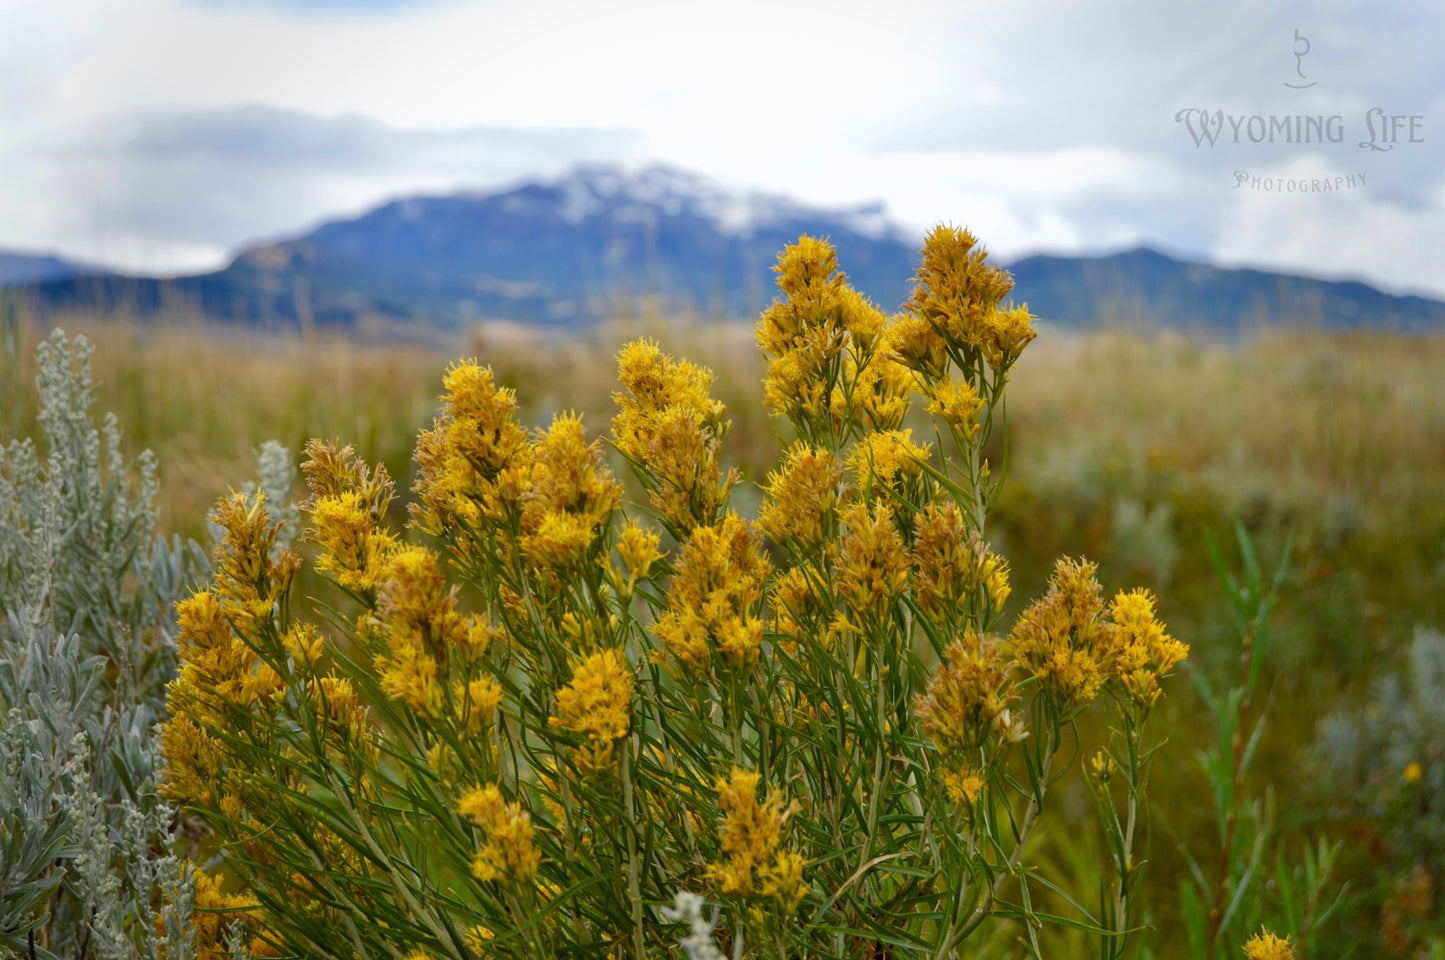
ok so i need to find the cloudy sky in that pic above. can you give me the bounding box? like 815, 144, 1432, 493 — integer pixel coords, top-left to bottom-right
1, 0, 1441, 295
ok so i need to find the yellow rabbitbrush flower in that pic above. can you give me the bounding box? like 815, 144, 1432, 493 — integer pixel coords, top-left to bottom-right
942, 765, 986, 805
614, 517, 662, 589
159, 869, 272, 960
758, 443, 842, 552
910, 502, 1010, 626
924, 376, 985, 435
301, 439, 399, 597
368, 544, 495, 715
308, 490, 399, 597
612, 339, 734, 535
835, 502, 909, 628
652, 513, 770, 673
411, 360, 533, 540
916, 631, 1017, 756
709, 769, 807, 914
208, 491, 301, 638
846, 428, 931, 494
520, 412, 623, 576
1109, 588, 1189, 708
757, 236, 906, 439
1242, 927, 1295, 960
550, 648, 634, 774
1009, 557, 1114, 712
906, 225, 1037, 377
458, 784, 542, 889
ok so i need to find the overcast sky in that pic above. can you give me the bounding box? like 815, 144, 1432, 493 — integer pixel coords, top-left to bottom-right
1, 0, 1441, 295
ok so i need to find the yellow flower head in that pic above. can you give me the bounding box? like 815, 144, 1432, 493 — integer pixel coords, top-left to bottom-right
615, 518, 663, 586
911, 503, 1010, 625
1242, 927, 1295, 960
925, 377, 984, 435
180, 870, 263, 960
1009, 557, 1114, 711
847, 428, 931, 495
308, 490, 399, 596
771, 565, 831, 652
653, 513, 770, 673
708, 769, 806, 913
905, 225, 1036, 374
916, 631, 1016, 756
1404, 761, 1423, 784
368, 544, 478, 715
758, 443, 842, 552
208, 491, 300, 638
458, 784, 541, 889
520, 412, 623, 574
410, 361, 533, 537
1109, 588, 1188, 708
757, 235, 900, 437
942, 765, 986, 805
835, 502, 909, 627
611, 339, 734, 533
550, 648, 634, 774
886, 311, 950, 382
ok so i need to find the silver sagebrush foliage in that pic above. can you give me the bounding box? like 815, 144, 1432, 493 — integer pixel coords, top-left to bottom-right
0, 330, 207, 959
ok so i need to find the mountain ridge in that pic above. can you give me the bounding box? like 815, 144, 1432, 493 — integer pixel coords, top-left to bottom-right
9, 165, 1444, 335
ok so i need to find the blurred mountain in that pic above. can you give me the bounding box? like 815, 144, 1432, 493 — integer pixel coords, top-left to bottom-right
14, 165, 919, 330
0, 250, 93, 286
1010, 246, 1445, 335
11, 165, 1445, 334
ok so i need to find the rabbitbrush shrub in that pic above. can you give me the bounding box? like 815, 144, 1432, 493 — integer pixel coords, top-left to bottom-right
159, 229, 1203, 959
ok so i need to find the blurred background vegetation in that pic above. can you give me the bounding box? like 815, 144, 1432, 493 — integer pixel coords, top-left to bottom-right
3, 302, 1441, 957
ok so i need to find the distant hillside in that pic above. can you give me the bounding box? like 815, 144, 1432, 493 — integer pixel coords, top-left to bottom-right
16, 165, 919, 329
0, 250, 91, 287
12, 165, 1445, 335
1010, 247, 1445, 335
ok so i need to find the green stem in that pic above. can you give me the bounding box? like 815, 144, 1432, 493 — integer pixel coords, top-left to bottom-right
621, 738, 646, 960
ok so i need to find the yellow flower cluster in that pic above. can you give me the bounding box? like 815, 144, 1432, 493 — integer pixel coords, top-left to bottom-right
458, 784, 542, 889
1009, 558, 1115, 711
520, 412, 623, 577
910, 503, 1011, 625
756, 236, 912, 438
208, 491, 301, 637
708, 769, 807, 914
758, 443, 842, 552
903, 225, 1037, 376
1110, 588, 1189, 707
923, 376, 984, 435
835, 502, 909, 628
846, 428, 932, 498
770, 565, 840, 655
162, 492, 310, 811
614, 518, 662, 593
368, 543, 498, 718
411, 361, 533, 539
915, 631, 1017, 757
612, 339, 734, 534
941, 766, 987, 805
311, 675, 375, 765
162, 870, 272, 960
302, 439, 398, 599
1010, 558, 1188, 713
550, 648, 634, 774
652, 513, 771, 673
1242, 927, 1296, 960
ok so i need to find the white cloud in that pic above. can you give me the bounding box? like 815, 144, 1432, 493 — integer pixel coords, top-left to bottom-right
0, 0, 1439, 295
1213, 154, 1445, 298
